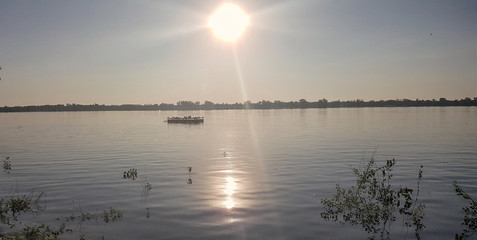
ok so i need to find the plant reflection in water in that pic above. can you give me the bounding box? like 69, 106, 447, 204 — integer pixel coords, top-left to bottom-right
140, 171, 152, 219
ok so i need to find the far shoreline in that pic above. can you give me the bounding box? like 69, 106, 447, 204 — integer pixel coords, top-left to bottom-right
1, 97, 476, 112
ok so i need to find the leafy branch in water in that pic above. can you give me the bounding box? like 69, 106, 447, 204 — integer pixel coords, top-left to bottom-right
453, 181, 477, 240
321, 158, 425, 239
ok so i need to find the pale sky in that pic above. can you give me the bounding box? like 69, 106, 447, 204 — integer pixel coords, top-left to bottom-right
1, 0, 476, 106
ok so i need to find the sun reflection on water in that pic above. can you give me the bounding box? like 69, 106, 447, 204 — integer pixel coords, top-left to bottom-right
224, 176, 237, 209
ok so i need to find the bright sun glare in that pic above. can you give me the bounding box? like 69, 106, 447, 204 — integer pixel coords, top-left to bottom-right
208, 3, 250, 42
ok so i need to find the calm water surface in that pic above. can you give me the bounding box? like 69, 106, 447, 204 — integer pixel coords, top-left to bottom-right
1, 107, 476, 239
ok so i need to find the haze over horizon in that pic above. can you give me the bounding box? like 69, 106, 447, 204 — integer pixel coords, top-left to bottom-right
1, 0, 476, 106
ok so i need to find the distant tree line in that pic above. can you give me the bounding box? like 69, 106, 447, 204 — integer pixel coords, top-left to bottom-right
1, 97, 476, 112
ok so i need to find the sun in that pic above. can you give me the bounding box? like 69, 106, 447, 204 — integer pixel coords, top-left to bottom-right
208, 3, 250, 42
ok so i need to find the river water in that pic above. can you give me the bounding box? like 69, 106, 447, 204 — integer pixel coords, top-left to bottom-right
1, 107, 476, 239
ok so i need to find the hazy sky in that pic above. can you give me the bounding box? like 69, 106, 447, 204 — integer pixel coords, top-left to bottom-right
1, 0, 476, 106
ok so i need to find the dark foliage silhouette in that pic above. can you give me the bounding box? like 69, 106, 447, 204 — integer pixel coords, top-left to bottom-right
321, 158, 425, 240
454, 181, 477, 240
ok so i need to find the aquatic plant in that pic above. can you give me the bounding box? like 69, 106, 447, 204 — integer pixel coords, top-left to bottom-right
0, 194, 123, 239
22, 223, 66, 240
0, 192, 44, 227
0, 223, 65, 240
0, 157, 125, 239
102, 207, 123, 223
123, 168, 138, 180
453, 181, 477, 240
0, 191, 67, 240
186, 167, 193, 184
321, 158, 425, 239
65, 204, 123, 225
3, 156, 12, 173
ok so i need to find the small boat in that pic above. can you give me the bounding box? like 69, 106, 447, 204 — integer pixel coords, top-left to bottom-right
167, 116, 204, 124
